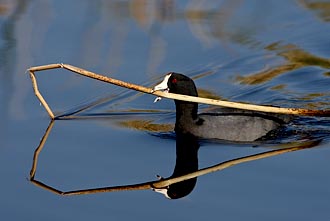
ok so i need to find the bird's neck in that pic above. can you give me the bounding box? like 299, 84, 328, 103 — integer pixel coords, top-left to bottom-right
174, 100, 198, 132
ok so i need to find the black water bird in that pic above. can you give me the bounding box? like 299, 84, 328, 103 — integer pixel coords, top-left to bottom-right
152, 72, 291, 142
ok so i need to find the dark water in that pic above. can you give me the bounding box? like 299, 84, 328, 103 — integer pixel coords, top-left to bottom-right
1, 0, 330, 220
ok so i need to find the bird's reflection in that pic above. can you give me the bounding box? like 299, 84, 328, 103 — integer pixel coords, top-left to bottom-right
154, 131, 199, 199
29, 120, 321, 199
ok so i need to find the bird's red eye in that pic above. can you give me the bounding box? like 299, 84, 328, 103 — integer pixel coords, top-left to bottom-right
171, 78, 177, 84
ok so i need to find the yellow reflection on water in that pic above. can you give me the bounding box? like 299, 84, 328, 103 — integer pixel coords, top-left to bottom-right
118, 120, 173, 132
197, 88, 224, 100
236, 43, 330, 85
299, 0, 330, 21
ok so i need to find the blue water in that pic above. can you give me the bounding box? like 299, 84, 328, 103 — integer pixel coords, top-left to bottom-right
1, 0, 330, 220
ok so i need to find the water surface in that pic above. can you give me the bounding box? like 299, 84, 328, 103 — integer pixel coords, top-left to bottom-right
1, 1, 330, 220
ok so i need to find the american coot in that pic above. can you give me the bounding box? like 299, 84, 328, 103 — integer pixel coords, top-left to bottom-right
152, 72, 292, 142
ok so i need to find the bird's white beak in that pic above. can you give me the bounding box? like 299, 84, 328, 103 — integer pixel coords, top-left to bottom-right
151, 73, 172, 102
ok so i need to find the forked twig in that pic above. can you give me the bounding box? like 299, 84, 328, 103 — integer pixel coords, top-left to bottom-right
29, 70, 55, 119
29, 120, 320, 196
28, 63, 330, 119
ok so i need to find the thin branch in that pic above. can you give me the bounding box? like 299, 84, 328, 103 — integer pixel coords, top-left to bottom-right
29, 71, 55, 119
28, 63, 330, 119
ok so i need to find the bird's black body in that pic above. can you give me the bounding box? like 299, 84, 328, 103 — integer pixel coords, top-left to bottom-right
153, 73, 291, 142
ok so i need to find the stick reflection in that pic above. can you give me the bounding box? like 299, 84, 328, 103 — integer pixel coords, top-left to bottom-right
29, 120, 320, 199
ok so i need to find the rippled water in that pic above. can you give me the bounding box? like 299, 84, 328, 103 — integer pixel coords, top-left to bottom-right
1, 1, 330, 220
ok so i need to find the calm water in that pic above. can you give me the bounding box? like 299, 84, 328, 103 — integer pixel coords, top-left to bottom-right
1, 0, 330, 220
